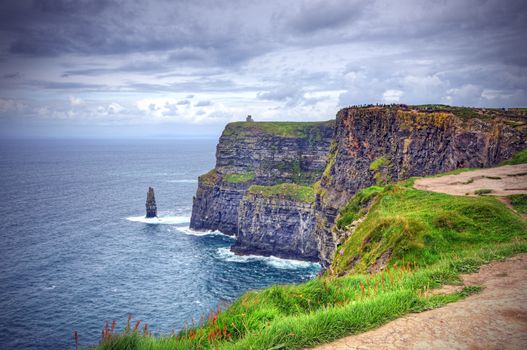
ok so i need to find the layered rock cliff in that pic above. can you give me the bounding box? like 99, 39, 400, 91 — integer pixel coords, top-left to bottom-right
190, 106, 527, 266
190, 121, 335, 236
315, 106, 527, 265
232, 183, 319, 261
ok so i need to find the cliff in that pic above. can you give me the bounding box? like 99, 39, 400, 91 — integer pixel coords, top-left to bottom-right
190, 120, 335, 237
316, 105, 527, 265
232, 183, 319, 261
190, 106, 527, 265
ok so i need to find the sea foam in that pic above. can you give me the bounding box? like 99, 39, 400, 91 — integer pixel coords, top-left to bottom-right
176, 226, 234, 238
126, 215, 191, 225
216, 247, 320, 270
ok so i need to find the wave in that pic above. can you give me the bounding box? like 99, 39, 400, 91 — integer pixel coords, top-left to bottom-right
126, 215, 191, 225
176, 227, 234, 238
166, 179, 198, 183
216, 248, 321, 270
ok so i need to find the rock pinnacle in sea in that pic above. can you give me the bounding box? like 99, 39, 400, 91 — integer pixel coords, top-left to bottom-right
146, 187, 157, 218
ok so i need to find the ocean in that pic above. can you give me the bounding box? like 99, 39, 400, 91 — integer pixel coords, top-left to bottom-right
0, 139, 320, 350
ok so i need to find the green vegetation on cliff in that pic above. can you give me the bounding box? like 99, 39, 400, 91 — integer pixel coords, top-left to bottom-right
500, 148, 527, 165
223, 171, 255, 183
247, 183, 315, 204
223, 120, 334, 139
332, 185, 526, 275
199, 169, 221, 186
336, 186, 384, 229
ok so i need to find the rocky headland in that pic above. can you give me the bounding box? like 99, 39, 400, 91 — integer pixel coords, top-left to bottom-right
190, 105, 527, 266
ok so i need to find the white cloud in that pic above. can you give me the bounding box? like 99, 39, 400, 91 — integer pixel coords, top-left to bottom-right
108, 102, 124, 114
0, 98, 27, 113
69, 96, 85, 107
136, 98, 178, 119
382, 89, 404, 103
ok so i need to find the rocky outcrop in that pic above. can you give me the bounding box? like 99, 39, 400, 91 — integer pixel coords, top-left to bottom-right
190, 121, 335, 236
146, 187, 157, 218
190, 170, 248, 234
315, 106, 527, 266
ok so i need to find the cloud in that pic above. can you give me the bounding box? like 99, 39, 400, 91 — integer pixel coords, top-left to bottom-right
1, 0, 527, 138
69, 96, 85, 106
0, 98, 26, 113
283, 0, 365, 34
108, 102, 124, 114
3, 72, 20, 79
382, 90, 404, 103
195, 100, 212, 107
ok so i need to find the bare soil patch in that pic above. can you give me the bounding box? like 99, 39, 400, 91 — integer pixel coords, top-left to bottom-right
413, 164, 527, 196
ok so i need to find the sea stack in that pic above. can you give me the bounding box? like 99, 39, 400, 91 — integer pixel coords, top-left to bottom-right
146, 187, 157, 218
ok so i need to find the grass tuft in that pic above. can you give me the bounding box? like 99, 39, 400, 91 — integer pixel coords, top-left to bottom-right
500, 148, 527, 165
247, 183, 315, 204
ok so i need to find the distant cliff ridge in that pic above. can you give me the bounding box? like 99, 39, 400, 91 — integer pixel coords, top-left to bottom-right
190, 106, 527, 265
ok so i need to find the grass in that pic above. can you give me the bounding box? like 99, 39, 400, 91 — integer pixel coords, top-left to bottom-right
332, 185, 526, 275
223, 121, 334, 139
508, 194, 527, 214
500, 148, 527, 165
336, 186, 384, 229
89, 178, 526, 350
223, 172, 255, 184
369, 156, 388, 171
199, 169, 221, 186
247, 183, 315, 204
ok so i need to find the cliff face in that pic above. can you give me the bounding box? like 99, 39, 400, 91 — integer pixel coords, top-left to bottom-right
190, 106, 526, 266
190, 121, 335, 236
232, 185, 318, 261
315, 106, 527, 265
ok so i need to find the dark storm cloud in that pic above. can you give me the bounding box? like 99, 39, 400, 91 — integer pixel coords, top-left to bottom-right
0, 0, 272, 67
284, 0, 366, 34
27, 80, 106, 90
3, 72, 20, 79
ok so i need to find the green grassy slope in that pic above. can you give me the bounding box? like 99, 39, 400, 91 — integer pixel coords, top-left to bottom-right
332, 185, 526, 275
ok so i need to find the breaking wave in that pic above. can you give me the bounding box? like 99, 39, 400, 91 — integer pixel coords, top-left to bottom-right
176, 227, 234, 238
126, 215, 191, 225
216, 247, 320, 270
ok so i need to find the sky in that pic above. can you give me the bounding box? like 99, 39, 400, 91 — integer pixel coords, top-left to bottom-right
0, 0, 526, 139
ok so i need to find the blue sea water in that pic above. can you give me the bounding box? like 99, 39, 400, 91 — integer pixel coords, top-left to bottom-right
0, 139, 320, 350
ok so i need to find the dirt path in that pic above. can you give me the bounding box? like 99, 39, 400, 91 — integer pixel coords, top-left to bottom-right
313, 254, 527, 350
413, 164, 527, 196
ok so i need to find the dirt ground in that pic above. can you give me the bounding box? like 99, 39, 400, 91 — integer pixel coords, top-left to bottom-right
312, 254, 527, 350
413, 164, 527, 196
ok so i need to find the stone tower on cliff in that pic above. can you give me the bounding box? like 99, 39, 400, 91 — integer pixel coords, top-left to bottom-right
146, 187, 157, 218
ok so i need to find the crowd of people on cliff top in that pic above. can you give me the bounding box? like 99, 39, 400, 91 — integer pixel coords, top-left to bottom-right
347, 103, 410, 109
